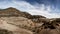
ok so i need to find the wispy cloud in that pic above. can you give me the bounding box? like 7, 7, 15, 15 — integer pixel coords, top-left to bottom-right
0, 0, 60, 18
12, 0, 60, 18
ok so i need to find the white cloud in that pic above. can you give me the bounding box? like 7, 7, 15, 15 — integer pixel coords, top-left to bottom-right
12, 0, 60, 18
0, 0, 60, 18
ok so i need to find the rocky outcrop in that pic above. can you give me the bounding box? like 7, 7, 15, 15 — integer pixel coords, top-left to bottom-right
0, 17, 34, 34
0, 7, 60, 34
34, 18, 60, 34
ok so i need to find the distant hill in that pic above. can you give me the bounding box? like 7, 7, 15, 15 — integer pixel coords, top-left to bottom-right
0, 7, 46, 19
0, 7, 32, 18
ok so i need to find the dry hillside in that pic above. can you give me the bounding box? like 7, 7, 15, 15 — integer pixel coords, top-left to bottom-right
0, 7, 60, 34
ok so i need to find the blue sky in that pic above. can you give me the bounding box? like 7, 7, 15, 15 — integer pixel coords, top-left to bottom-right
0, 0, 60, 18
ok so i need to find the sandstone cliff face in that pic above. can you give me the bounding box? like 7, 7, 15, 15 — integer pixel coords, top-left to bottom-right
0, 17, 34, 34
0, 17, 35, 29
0, 7, 35, 34
0, 7, 60, 34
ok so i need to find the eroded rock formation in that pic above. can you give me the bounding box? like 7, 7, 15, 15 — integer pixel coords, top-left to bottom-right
0, 7, 60, 34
